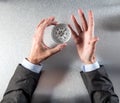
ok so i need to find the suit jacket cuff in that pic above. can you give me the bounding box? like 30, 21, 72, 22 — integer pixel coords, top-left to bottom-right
21, 58, 43, 73
81, 61, 100, 72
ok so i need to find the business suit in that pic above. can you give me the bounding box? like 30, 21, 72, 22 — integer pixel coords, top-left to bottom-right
0, 64, 119, 103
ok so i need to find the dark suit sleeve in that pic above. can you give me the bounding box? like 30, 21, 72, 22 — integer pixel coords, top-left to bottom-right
1, 64, 41, 103
81, 66, 119, 103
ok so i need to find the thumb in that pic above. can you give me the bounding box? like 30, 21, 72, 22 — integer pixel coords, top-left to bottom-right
89, 37, 99, 58
90, 37, 99, 47
49, 43, 67, 55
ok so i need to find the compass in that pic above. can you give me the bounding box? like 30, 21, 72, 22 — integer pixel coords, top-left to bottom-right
51, 24, 71, 43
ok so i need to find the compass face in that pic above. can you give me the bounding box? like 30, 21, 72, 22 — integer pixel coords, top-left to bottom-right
51, 24, 71, 43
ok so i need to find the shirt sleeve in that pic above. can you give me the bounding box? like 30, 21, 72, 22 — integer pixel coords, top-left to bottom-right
21, 58, 43, 73
81, 61, 100, 72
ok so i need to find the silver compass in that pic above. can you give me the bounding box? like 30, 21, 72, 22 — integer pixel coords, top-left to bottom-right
51, 24, 71, 43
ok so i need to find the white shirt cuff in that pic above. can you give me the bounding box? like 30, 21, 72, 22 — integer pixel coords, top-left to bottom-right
21, 58, 43, 73
81, 61, 100, 72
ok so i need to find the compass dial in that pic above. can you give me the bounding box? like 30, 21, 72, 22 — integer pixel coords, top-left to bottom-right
52, 24, 71, 43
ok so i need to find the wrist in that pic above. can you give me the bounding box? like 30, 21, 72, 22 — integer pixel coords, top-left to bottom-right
82, 59, 96, 65
83, 61, 95, 64
22, 58, 43, 73
27, 57, 42, 64
81, 56, 96, 64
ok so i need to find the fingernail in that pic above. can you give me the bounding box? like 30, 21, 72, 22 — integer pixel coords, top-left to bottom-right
71, 15, 73, 19
89, 10, 93, 15
78, 9, 83, 13
60, 44, 66, 50
49, 17, 55, 20
64, 42, 67, 45
72, 15, 75, 18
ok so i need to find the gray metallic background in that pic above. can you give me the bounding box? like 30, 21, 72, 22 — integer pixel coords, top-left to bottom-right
0, 0, 120, 103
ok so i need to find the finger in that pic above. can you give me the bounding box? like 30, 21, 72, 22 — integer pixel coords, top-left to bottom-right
90, 37, 99, 48
78, 9, 88, 31
37, 17, 56, 41
50, 16, 55, 21
43, 17, 55, 27
88, 10, 94, 37
49, 43, 67, 55
68, 24, 78, 42
37, 19, 45, 28
71, 15, 82, 34
37, 17, 55, 29
47, 21, 58, 26
89, 37, 99, 59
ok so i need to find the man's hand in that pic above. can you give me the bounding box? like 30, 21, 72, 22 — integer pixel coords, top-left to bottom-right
69, 9, 99, 64
27, 17, 67, 64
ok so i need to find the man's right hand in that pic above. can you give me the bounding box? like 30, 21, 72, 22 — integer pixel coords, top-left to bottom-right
69, 9, 99, 64
27, 17, 66, 64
